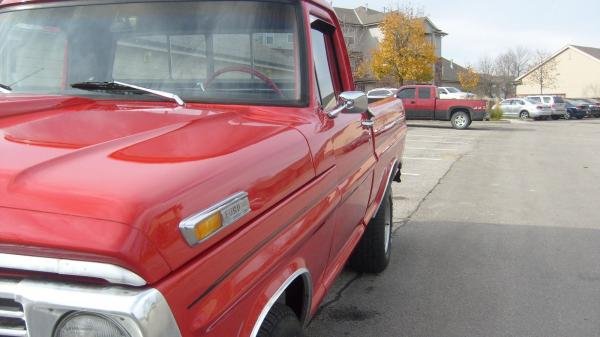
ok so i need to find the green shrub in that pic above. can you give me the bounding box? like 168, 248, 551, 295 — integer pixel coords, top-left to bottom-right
489, 103, 504, 121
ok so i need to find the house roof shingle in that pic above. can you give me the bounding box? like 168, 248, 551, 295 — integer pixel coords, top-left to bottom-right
439, 57, 467, 82
333, 6, 446, 34
516, 45, 600, 81
333, 6, 385, 26
572, 45, 600, 61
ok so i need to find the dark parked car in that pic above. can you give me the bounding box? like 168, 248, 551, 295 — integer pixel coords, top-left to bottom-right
577, 98, 600, 117
564, 99, 587, 119
579, 99, 600, 117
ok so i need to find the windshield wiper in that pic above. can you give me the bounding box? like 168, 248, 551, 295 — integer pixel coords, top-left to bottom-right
71, 81, 185, 106
0, 83, 11, 92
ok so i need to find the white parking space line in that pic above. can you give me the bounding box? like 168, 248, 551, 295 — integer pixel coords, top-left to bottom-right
408, 135, 476, 140
410, 140, 468, 145
403, 157, 443, 161
406, 147, 459, 151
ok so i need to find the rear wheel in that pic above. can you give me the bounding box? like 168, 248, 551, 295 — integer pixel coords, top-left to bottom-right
257, 304, 304, 337
519, 111, 529, 120
450, 110, 471, 129
551, 115, 560, 120
349, 187, 393, 273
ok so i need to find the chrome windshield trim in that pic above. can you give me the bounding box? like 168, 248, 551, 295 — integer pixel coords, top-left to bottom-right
113, 81, 185, 106
0, 253, 146, 287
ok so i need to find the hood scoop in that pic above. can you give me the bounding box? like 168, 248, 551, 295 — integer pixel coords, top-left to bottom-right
4, 109, 194, 149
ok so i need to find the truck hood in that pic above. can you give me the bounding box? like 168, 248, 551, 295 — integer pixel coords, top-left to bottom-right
0, 95, 315, 283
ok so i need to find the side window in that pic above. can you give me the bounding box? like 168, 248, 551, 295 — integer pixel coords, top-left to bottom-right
501, 100, 511, 105
440, 88, 448, 94
311, 28, 338, 110
418, 87, 431, 99
397, 88, 416, 99
529, 97, 541, 103
518, 100, 525, 105
543, 97, 551, 104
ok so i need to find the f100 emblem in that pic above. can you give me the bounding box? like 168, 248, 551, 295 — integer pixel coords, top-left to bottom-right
179, 192, 251, 246
220, 197, 250, 225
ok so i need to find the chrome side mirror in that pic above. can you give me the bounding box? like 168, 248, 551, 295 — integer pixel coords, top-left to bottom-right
327, 91, 368, 119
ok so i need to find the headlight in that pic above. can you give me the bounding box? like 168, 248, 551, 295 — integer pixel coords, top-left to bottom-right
54, 312, 131, 337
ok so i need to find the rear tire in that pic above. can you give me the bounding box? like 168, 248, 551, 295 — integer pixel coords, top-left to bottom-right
257, 304, 304, 337
551, 115, 560, 120
519, 111, 529, 120
349, 187, 393, 273
450, 110, 471, 129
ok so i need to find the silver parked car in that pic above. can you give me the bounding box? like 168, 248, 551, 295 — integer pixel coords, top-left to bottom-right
527, 95, 567, 120
494, 98, 552, 120
367, 88, 398, 103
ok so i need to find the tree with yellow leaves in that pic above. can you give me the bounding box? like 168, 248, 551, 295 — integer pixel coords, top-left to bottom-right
458, 66, 480, 93
370, 10, 436, 86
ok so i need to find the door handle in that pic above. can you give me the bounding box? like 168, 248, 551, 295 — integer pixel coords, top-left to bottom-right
410, 100, 416, 104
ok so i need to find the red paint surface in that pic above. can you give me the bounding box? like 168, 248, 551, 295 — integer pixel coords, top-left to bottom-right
0, 0, 407, 335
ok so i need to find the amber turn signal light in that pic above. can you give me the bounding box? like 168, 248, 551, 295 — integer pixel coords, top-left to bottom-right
194, 212, 223, 241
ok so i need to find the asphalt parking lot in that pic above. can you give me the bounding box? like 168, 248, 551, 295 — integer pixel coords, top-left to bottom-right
307, 118, 600, 337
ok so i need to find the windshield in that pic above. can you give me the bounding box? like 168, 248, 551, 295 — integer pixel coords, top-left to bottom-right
0, 1, 304, 105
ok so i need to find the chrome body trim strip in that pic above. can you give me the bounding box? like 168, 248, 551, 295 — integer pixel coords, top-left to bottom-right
372, 158, 400, 218
0, 253, 146, 287
179, 191, 251, 246
0, 278, 182, 337
250, 268, 312, 337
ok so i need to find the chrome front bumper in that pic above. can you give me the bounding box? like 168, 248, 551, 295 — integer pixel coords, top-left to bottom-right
0, 278, 181, 337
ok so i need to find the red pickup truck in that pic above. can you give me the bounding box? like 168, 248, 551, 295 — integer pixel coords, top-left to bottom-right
397, 85, 488, 129
0, 0, 406, 336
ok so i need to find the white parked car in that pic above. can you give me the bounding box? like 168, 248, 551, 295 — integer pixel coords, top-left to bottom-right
438, 86, 474, 99
526, 95, 567, 120
367, 88, 398, 103
493, 98, 552, 120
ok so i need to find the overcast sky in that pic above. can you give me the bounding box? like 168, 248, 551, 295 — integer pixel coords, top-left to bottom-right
333, 0, 600, 68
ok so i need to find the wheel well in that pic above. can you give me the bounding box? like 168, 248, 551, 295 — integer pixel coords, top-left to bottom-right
451, 108, 470, 118
520, 110, 528, 114
278, 273, 311, 324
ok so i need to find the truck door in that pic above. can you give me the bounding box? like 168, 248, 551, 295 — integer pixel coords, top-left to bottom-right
397, 87, 418, 119
310, 20, 376, 263
416, 86, 435, 119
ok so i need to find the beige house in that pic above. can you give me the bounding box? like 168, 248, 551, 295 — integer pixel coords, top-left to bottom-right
516, 45, 600, 98
333, 6, 446, 90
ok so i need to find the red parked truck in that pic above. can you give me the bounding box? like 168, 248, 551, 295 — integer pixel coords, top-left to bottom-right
396, 85, 488, 129
0, 0, 407, 336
